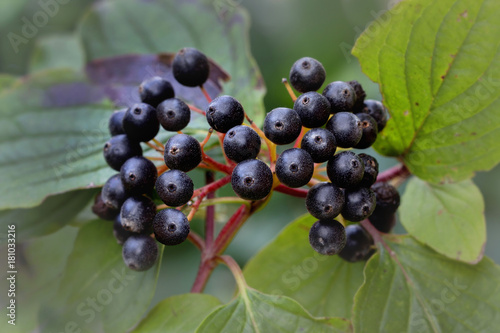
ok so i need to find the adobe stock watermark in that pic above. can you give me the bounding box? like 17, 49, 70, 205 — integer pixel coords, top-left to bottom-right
7, 0, 72, 54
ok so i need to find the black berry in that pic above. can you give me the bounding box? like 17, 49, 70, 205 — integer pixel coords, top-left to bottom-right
153, 209, 190, 246
172, 47, 210, 87
354, 113, 378, 149
306, 182, 344, 220
223, 125, 261, 163
231, 159, 273, 201
123, 103, 160, 142
275, 148, 314, 188
108, 108, 127, 136
358, 153, 379, 187
120, 156, 158, 195
139, 76, 175, 107
263, 107, 302, 145
322, 81, 356, 112
103, 134, 142, 171
362, 100, 388, 131
101, 174, 129, 210
342, 187, 376, 222
289, 57, 326, 93
122, 234, 158, 271
369, 182, 400, 233
155, 170, 194, 207
293, 92, 331, 128
206, 95, 245, 133
113, 214, 135, 245
120, 196, 156, 234
300, 128, 337, 163
339, 224, 374, 262
157, 98, 191, 132
326, 112, 362, 148
92, 191, 119, 221
327, 151, 365, 189
309, 219, 346, 255
347, 80, 366, 112
163, 134, 202, 172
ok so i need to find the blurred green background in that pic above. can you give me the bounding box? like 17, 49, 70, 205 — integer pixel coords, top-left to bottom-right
0, 0, 498, 307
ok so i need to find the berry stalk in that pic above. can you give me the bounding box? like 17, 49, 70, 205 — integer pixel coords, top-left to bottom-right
376, 163, 410, 183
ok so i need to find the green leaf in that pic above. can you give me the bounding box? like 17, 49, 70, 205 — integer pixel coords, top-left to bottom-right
78, 0, 265, 125
29, 34, 85, 73
39, 220, 163, 333
400, 177, 485, 263
352, 0, 500, 183
196, 288, 350, 333
0, 189, 97, 243
244, 214, 365, 319
353, 236, 500, 332
133, 294, 222, 333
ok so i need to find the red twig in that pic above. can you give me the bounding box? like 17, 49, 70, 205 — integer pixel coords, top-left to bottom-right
213, 204, 250, 255
376, 164, 410, 183
205, 172, 215, 248
274, 185, 308, 198
200, 85, 212, 103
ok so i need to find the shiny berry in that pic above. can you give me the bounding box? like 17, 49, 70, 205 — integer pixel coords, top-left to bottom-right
231, 159, 273, 201
206, 95, 245, 133
223, 125, 261, 163
139, 76, 175, 107
300, 128, 337, 163
103, 134, 142, 171
172, 47, 210, 87
157, 98, 191, 132
293, 92, 331, 128
122, 234, 158, 271
153, 208, 190, 246
327, 151, 364, 189
163, 134, 202, 172
155, 170, 194, 207
263, 107, 302, 145
289, 57, 326, 93
309, 219, 346, 255
275, 148, 314, 188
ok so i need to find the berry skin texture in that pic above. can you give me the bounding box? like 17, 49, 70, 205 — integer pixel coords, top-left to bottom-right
342, 187, 376, 222
164, 134, 202, 172
263, 107, 302, 145
309, 219, 346, 255
322, 81, 357, 112
369, 182, 400, 233
289, 57, 326, 93
156, 98, 191, 132
120, 156, 158, 195
122, 234, 158, 271
223, 125, 261, 163
231, 159, 273, 201
172, 47, 210, 87
339, 224, 374, 262
139, 76, 175, 108
123, 103, 160, 142
120, 196, 157, 234
293, 92, 331, 128
306, 182, 345, 220
348, 80, 366, 112
362, 99, 388, 131
103, 134, 143, 171
153, 209, 190, 246
101, 174, 129, 210
327, 151, 365, 189
358, 153, 379, 187
108, 108, 127, 136
113, 214, 136, 245
155, 170, 194, 207
300, 128, 337, 163
206, 95, 245, 133
275, 148, 314, 188
354, 113, 378, 149
92, 191, 119, 221
326, 112, 363, 148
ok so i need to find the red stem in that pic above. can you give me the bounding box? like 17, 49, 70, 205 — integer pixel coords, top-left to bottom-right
274, 184, 308, 198
190, 259, 218, 293
202, 153, 234, 174
200, 85, 212, 103
192, 175, 231, 199
205, 172, 215, 248
213, 204, 251, 255
376, 163, 410, 183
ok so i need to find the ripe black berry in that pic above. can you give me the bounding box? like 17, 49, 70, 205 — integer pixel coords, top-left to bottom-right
123, 103, 160, 142
157, 98, 191, 132
326, 112, 362, 148
139, 76, 175, 107
339, 224, 374, 262
369, 182, 400, 233
342, 187, 376, 222
120, 156, 158, 195
120, 196, 156, 234
289, 57, 326, 93
223, 125, 261, 163
122, 234, 158, 271
293, 92, 331, 128
206, 95, 245, 133
322, 81, 357, 112
358, 153, 379, 187
347, 80, 366, 112
172, 47, 210, 87
362, 100, 388, 131
300, 128, 337, 163
306, 182, 344, 220
155, 170, 194, 207
163, 134, 202, 172
309, 219, 346, 255
103, 134, 142, 171
108, 108, 127, 136
231, 159, 273, 201
263, 107, 302, 145
327, 151, 364, 189
153, 209, 190, 246
101, 174, 129, 210
113, 214, 135, 245
275, 148, 314, 188
354, 113, 378, 149
92, 191, 119, 221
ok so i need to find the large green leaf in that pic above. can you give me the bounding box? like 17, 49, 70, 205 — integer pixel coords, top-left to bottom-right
78, 0, 265, 125
133, 294, 222, 333
29, 34, 85, 73
244, 214, 365, 319
400, 177, 485, 263
39, 220, 163, 333
353, 236, 500, 332
353, 0, 500, 183
196, 288, 350, 333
